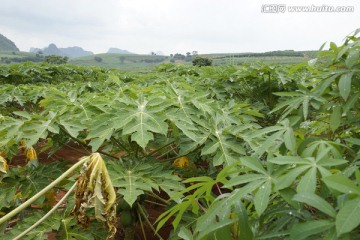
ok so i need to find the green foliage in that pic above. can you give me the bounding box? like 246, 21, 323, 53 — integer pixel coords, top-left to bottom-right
0, 54, 44, 64
157, 29, 360, 239
45, 55, 69, 64
192, 56, 212, 67
109, 160, 183, 206
1, 29, 360, 239
0, 62, 114, 84
94, 56, 103, 62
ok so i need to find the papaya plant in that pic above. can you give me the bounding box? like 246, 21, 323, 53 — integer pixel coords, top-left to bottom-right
155, 29, 360, 239
0, 29, 360, 240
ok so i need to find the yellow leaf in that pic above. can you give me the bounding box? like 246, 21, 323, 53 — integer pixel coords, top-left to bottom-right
0, 156, 8, 174
45, 189, 56, 207
173, 156, 190, 168
25, 147, 38, 162
19, 140, 26, 147
72, 153, 117, 239
13, 192, 23, 201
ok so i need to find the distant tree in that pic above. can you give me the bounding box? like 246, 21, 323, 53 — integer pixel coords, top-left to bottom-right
94, 56, 103, 62
45, 55, 68, 64
192, 56, 212, 67
170, 58, 175, 63
185, 52, 192, 62
173, 53, 186, 60
150, 52, 156, 55
119, 56, 126, 64
192, 51, 198, 56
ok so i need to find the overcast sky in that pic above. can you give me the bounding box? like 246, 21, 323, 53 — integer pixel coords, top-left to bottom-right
0, 0, 359, 55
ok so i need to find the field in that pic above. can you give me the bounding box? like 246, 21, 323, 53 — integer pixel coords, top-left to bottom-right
212, 56, 309, 65
0, 50, 316, 71
67, 51, 317, 69
69, 53, 169, 71
0, 31, 360, 240
0, 51, 44, 64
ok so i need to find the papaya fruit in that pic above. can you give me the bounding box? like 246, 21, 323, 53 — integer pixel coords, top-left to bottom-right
120, 211, 133, 227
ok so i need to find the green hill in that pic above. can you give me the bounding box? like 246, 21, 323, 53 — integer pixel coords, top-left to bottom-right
0, 33, 19, 52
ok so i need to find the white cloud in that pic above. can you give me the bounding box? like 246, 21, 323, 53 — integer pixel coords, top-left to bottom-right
0, 0, 359, 54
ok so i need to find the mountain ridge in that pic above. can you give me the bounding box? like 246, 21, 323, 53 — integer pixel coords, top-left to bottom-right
0, 33, 20, 52
29, 43, 94, 58
107, 48, 133, 54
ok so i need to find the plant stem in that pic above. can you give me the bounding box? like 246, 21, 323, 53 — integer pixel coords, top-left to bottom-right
136, 209, 147, 240
144, 200, 167, 207
216, 183, 223, 195
97, 149, 118, 160
147, 192, 169, 205
64, 143, 90, 156
111, 137, 131, 153
59, 126, 117, 160
157, 145, 177, 159
196, 199, 207, 213
13, 183, 76, 240
0, 156, 88, 225
143, 141, 175, 158
137, 202, 164, 240
161, 144, 203, 162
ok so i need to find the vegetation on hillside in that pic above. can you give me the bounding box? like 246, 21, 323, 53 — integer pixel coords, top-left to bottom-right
45, 55, 69, 64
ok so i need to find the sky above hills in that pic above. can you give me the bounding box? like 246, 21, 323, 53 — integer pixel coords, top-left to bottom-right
0, 0, 359, 55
